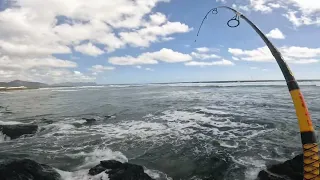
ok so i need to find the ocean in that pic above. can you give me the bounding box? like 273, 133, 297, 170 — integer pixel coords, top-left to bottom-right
1, 81, 320, 180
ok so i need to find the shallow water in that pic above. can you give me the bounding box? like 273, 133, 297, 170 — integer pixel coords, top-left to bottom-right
0, 81, 320, 180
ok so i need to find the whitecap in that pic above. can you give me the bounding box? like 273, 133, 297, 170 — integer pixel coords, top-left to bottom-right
0, 120, 25, 125
230, 155, 266, 180
70, 148, 128, 170
219, 141, 239, 148
56, 169, 109, 180
52, 90, 80, 92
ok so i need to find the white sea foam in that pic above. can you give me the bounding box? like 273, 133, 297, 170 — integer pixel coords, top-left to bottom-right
0, 120, 24, 125
219, 141, 239, 148
108, 85, 143, 88
57, 165, 171, 180
70, 148, 128, 170
58, 147, 170, 180
52, 90, 80, 92
66, 107, 272, 148
230, 155, 266, 180
57, 169, 109, 180
40, 122, 80, 138
144, 169, 173, 180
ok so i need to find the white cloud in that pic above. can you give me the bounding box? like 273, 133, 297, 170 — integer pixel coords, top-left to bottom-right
109, 56, 158, 66
185, 59, 235, 66
195, 47, 220, 53
290, 59, 319, 64
268, 3, 281, 8
233, 0, 320, 26
266, 28, 286, 39
232, 56, 240, 61
162, 37, 175, 41
283, 10, 320, 27
145, 68, 154, 71
149, 12, 167, 25
119, 21, 191, 47
89, 65, 115, 74
109, 48, 192, 65
136, 66, 142, 69
0, 56, 77, 70
250, 0, 273, 13
0, 40, 71, 57
74, 43, 104, 57
145, 48, 192, 63
216, 0, 226, 3
232, 4, 250, 12
0, 0, 192, 82
0, 67, 94, 83
196, 47, 210, 53
191, 52, 220, 60
249, 67, 270, 71
228, 46, 320, 64
287, 0, 320, 14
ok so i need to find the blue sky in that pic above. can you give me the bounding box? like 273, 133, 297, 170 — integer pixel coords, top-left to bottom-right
0, 0, 319, 84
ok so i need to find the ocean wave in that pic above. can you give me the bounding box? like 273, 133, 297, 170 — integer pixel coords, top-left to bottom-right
219, 141, 239, 148
230, 155, 266, 180
59, 107, 274, 150
38, 86, 106, 92
56, 169, 109, 180
0, 120, 25, 125
51, 90, 80, 92
69, 148, 128, 170
58, 147, 170, 180
152, 81, 320, 87
108, 84, 144, 88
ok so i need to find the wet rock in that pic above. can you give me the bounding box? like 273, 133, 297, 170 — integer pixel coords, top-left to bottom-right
258, 154, 303, 180
82, 118, 96, 124
88, 160, 154, 180
41, 118, 54, 124
100, 160, 123, 169
105, 115, 113, 119
89, 164, 108, 176
0, 159, 61, 180
0, 124, 38, 139
89, 160, 123, 176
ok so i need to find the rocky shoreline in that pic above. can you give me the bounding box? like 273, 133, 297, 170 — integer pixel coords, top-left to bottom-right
0, 154, 305, 180
0, 159, 154, 180
0, 118, 306, 180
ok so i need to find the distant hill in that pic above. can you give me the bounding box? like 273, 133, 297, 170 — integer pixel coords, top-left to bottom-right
0, 80, 97, 89
0, 80, 48, 88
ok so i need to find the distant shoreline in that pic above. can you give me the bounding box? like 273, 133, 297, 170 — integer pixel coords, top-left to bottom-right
1, 79, 319, 90
107, 79, 320, 86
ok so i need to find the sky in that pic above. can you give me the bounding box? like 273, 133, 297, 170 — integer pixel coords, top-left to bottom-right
0, 0, 319, 84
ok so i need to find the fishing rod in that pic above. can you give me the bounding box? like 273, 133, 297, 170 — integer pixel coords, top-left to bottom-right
196, 6, 319, 180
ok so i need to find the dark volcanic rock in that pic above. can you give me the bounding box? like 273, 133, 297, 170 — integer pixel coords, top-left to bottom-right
82, 118, 97, 124
88, 160, 154, 180
100, 160, 123, 169
89, 164, 108, 176
258, 154, 303, 180
0, 124, 38, 139
0, 159, 61, 180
